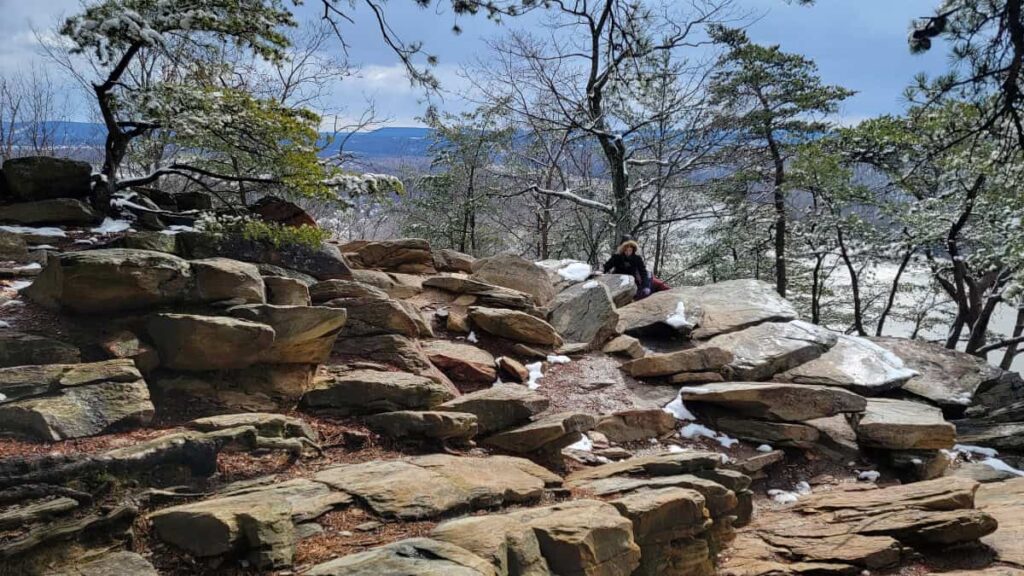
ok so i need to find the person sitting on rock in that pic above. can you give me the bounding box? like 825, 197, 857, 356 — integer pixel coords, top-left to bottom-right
603, 236, 652, 298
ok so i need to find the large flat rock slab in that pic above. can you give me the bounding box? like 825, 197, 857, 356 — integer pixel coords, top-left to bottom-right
976, 477, 1024, 567
546, 280, 619, 348
422, 340, 497, 384
679, 382, 866, 422
870, 336, 1009, 408
471, 253, 557, 306
469, 306, 563, 346
778, 334, 917, 394
703, 320, 837, 381
681, 279, 799, 339
616, 289, 698, 336
623, 347, 732, 378
304, 538, 497, 576
0, 359, 154, 441
301, 368, 456, 415
855, 398, 956, 450
440, 384, 549, 435
313, 455, 558, 520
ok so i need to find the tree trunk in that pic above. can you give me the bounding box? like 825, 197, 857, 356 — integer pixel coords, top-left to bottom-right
876, 246, 913, 336
1000, 305, 1024, 369
836, 226, 866, 336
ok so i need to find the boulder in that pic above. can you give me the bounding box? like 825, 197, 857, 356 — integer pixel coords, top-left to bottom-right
263, 276, 311, 305
147, 313, 275, 371
602, 335, 645, 359
593, 274, 637, 307
98, 330, 159, 373
624, 347, 732, 378
855, 398, 956, 450
594, 409, 678, 443
305, 538, 497, 576
976, 477, 1024, 567
0, 198, 101, 225
154, 364, 317, 406
546, 280, 619, 348
703, 320, 837, 381
616, 290, 697, 336
177, 231, 352, 280
683, 279, 799, 339
778, 334, 917, 394
721, 477, 997, 576
469, 306, 563, 346
24, 249, 193, 313
434, 248, 475, 273
423, 275, 538, 312
150, 478, 348, 569
0, 330, 80, 367
0, 230, 28, 261
495, 356, 530, 383
188, 412, 318, 442
364, 410, 479, 443
440, 384, 550, 435
804, 414, 861, 456
310, 278, 388, 302
325, 295, 431, 338
710, 417, 821, 449
118, 231, 178, 253
431, 513, 551, 576
313, 454, 556, 520
679, 382, 866, 422
471, 253, 557, 305
251, 195, 318, 228
2, 156, 91, 201
301, 368, 456, 415
870, 336, 1013, 409
422, 340, 497, 385
955, 419, 1024, 452
609, 487, 709, 543
332, 334, 452, 387
437, 500, 641, 576
482, 412, 596, 454
228, 304, 347, 364
566, 452, 722, 485
0, 359, 153, 441
190, 257, 266, 303
346, 238, 436, 274
56, 551, 159, 576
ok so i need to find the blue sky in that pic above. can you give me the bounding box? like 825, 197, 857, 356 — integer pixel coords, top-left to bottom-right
0, 0, 948, 127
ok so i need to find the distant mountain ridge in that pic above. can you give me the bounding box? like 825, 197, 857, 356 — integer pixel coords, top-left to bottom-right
7, 122, 434, 159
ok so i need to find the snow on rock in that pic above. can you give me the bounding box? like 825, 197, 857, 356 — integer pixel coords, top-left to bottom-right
663, 393, 696, 421
857, 470, 881, 482
11, 263, 41, 272
557, 262, 592, 283
756, 444, 774, 453
582, 280, 599, 289
9, 280, 32, 291
30, 245, 57, 250
568, 435, 593, 452
954, 444, 999, 458
767, 489, 800, 505
794, 481, 812, 495
160, 224, 197, 235
91, 218, 133, 234
680, 422, 739, 448
665, 301, 688, 328
981, 457, 1024, 477
667, 445, 688, 453
0, 321, 9, 329
467, 331, 479, 344
525, 362, 545, 390
620, 275, 634, 287
546, 355, 571, 365
0, 225, 66, 238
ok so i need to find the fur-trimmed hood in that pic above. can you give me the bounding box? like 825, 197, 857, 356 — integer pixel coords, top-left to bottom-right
617, 240, 641, 255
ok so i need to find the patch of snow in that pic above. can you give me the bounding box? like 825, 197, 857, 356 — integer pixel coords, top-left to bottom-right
0, 320, 9, 329
0, 392, 5, 401
0, 225, 66, 237
663, 393, 696, 421
857, 470, 881, 482
911, 458, 923, 465
91, 218, 132, 234
74, 238, 97, 245
525, 362, 544, 390
678, 386, 712, 395
546, 355, 571, 365
756, 444, 774, 453
665, 301, 689, 328
11, 263, 41, 272
30, 244, 57, 250
767, 489, 800, 505
1, 299, 25, 308
954, 444, 999, 458
980, 457, 1024, 477
557, 262, 592, 283
582, 280, 599, 289
795, 481, 812, 495
568, 435, 593, 452
619, 275, 634, 287
680, 423, 738, 448
161, 224, 197, 235
467, 331, 478, 344
667, 445, 687, 453
8, 280, 31, 291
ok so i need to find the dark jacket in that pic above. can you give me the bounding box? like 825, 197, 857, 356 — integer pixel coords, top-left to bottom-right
603, 252, 649, 289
